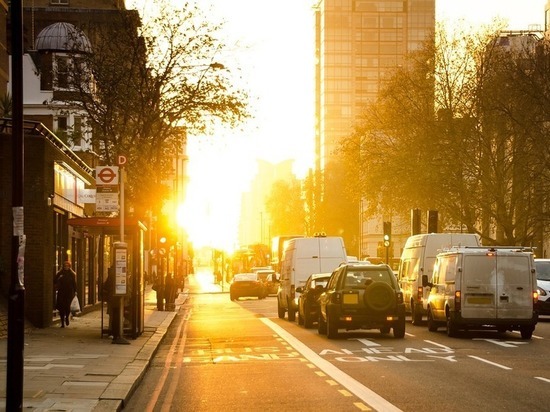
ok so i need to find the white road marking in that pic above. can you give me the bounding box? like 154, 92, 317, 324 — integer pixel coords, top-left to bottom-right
262, 318, 403, 412
423, 340, 452, 350
468, 355, 512, 370
473, 339, 529, 347
534, 377, 550, 383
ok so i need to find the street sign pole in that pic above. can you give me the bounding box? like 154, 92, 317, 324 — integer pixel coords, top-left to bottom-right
7, 1, 25, 409
113, 160, 129, 344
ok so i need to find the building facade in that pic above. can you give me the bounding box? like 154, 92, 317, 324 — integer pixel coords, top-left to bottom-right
314, 0, 436, 258
0, 1, 145, 328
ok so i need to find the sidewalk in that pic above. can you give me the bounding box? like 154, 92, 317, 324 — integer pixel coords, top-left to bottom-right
0, 284, 189, 412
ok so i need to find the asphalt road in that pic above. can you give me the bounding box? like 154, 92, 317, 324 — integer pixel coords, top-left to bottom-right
126, 273, 550, 411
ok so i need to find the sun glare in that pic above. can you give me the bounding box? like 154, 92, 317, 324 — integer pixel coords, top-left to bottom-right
130, 0, 545, 256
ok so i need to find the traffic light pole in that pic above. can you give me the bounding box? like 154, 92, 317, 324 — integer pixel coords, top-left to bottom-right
383, 221, 391, 265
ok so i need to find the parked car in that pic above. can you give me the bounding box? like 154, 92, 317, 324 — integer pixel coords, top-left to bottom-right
318, 262, 405, 339
296, 273, 331, 328
230, 273, 267, 301
535, 259, 550, 315
255, 269, 279, 295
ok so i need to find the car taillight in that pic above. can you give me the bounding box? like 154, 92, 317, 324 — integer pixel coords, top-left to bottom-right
417, 286, 424, 302
533, 290, 539, 304
455, 290, 461, 311
397, 291, 404, 304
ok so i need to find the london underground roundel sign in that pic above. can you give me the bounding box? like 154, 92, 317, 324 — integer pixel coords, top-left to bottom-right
96, 166, 119, 185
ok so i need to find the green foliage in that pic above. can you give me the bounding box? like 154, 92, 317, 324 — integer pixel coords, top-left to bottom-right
345, 21, 550, 246
68, 1, 249, 216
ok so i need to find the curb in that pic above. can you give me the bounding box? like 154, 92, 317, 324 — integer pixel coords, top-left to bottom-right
93, 294, 186, 411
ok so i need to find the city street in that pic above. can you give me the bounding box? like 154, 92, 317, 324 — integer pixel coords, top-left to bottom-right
126, 269, 550, 411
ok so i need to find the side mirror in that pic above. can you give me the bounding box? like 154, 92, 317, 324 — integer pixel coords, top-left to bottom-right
296, 286, 304, 294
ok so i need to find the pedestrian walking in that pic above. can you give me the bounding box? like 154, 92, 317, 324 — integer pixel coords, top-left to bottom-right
54, 261, 77, 327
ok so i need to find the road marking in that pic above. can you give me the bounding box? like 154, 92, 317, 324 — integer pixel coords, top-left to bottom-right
473, 339, 529, 347
353, 338, 381, 347
354, 402, 372, 411
423, 340, 452, 350
510, 330, 543, 339
468, 355, 512, 370
534, 377, 550, 383
262, 318, 403, 412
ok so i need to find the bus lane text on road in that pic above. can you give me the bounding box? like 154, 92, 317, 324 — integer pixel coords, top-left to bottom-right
319, 338, 457, 363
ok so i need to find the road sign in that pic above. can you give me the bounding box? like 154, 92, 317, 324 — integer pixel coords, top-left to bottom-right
96, 193, 119, 212
96, 166, 119, 185
118, 155, 127, 166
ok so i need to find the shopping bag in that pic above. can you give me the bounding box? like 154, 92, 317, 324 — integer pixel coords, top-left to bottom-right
70, 295, 81, 313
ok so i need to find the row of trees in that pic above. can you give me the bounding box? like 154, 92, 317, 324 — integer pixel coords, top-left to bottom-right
343, 21, 550, 248
266, 21, 550, 253
66, 1, 249, 219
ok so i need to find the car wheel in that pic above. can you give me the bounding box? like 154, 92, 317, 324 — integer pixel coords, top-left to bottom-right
520, 325, 534, 339
318, 313, 327, 335
288, 299, 296, 322
446, 314, 459, 337
303, 304, 313, 329
364, 282, 395, 312
411, 301, 423, 325
326, 312, 338, 339
297, 309, 304, 326
393, 317, 406, 338
288, 308, 296, 322
277, 298, 285, 319
427, 308, 438, 332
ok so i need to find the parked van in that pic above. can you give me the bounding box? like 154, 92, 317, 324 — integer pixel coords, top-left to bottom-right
423, 246, 538, 339
277, 235, 347, 321
398, 233, 481, 324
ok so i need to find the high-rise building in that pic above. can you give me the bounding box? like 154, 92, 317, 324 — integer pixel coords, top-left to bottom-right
313, 0, 435, 256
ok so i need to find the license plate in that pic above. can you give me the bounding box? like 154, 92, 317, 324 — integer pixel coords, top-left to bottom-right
343, 294, 358, 304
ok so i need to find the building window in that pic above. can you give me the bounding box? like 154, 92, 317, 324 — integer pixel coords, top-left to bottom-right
72, 116, 84, 147
55, 56, 70, 89
56, 116, 68, 143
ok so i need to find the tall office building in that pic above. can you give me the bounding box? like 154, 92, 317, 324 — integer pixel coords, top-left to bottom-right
314, 0, 435, 256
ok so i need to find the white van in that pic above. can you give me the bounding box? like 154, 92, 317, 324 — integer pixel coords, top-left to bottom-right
277, 235, 347, 321
423, 246, 538, 338
398, 233, 481, 324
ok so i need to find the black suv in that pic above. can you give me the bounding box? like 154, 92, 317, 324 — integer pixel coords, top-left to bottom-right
318, 263, 405, 339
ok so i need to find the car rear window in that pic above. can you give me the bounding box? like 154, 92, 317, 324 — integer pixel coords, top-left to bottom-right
346, 268, 393, 286
536, 261, 550, 281
233, 273, 258, 282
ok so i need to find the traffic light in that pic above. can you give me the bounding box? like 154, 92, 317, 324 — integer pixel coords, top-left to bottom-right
383, 221, 391, 247
427, 210, 438, 233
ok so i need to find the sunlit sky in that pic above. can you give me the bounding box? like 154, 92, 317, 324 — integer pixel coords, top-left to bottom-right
128, 0, 546, 251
